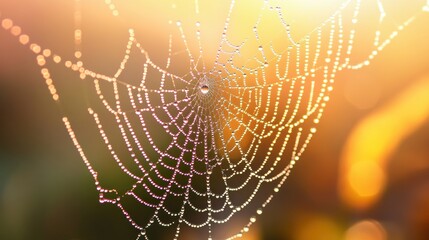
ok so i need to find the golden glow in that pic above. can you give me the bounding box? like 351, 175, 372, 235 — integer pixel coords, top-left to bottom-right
339, 76, 429, 209
424, 0, 429, 12
348, 160, 385, 197
345, 220, 387, 240
295, 215, 341, 240
344, 77, 381, 110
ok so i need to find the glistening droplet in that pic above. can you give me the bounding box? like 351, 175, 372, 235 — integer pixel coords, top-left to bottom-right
200, 85, 209, 94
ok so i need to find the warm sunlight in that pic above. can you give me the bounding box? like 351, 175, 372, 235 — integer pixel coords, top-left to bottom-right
1, 0, 429, 239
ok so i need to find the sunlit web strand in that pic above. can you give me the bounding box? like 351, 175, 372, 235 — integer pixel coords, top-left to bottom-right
95, 1, 421, 238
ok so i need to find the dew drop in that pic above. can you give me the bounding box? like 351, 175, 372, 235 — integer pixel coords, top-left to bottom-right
200, 84, 209, 94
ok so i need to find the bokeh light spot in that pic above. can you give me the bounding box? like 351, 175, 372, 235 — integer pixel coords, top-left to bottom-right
345, 220, 387, 240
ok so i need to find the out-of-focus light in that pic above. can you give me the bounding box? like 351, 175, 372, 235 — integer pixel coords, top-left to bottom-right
295, 215, 341, 240
424, 0, 429, 12
345, 220, 387, 240
344, 76, 381, 110
348, 160, 385, 197
339, 76, 429, 210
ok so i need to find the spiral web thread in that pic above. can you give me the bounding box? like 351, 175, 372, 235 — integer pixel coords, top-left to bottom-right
1, 0, 428, 239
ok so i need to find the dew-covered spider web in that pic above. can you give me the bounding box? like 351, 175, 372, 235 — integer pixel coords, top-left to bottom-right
1, 0, 429, 239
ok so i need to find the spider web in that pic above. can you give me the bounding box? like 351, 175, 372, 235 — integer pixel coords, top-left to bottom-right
1, 0, 428, 239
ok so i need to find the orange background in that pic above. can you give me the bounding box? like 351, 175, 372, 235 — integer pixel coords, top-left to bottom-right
1, 0, 429, 239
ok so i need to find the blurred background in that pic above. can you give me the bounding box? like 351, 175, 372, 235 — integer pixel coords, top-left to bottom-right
1, 0, 429, 239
